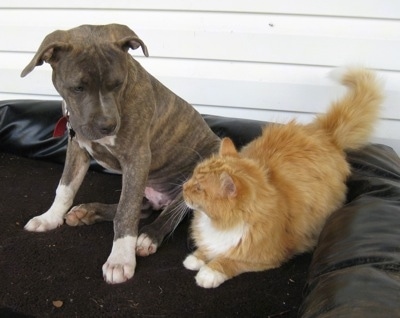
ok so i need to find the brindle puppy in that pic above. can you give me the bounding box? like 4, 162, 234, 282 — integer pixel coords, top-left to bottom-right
21, 24, 220, 284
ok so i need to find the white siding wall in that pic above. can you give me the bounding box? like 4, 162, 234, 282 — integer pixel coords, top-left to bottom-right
1, 1, 400, 151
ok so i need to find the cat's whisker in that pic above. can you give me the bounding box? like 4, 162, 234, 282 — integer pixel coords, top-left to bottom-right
179, 145, 206, 162
168, 175, 192, 191
168, 181, 185, 188
162, 200, 191, 237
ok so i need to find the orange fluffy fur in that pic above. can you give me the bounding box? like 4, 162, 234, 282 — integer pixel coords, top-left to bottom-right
182, 67, 383, 288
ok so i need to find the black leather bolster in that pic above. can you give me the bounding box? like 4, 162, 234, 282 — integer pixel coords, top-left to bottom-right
300, 144, 400, 317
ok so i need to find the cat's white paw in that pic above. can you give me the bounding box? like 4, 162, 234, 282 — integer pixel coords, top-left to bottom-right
24, 214, 64, 232
102, 236, 137, 284
195, 266, 228, 288
183, 254, 205, 271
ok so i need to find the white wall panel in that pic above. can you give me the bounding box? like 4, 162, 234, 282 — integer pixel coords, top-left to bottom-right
0, 1, 399, 152
3, 0, 399, 19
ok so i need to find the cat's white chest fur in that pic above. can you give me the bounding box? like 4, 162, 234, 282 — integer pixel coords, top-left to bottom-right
195, 211, 247, 258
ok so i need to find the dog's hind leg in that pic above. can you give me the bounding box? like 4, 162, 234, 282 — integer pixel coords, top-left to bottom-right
65, 199, 153, 226
136, 194, 189, 256
65, 203, 118, 225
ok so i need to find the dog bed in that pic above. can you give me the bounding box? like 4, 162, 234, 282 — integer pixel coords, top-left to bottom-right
1, 100, 399, 317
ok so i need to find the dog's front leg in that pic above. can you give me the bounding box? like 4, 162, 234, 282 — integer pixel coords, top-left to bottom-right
25, 139, 90, 232
102, 148, 150, 284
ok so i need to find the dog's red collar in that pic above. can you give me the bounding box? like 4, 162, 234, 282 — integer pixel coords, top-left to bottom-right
53, 115, 68, 138
53, 115, 75, 139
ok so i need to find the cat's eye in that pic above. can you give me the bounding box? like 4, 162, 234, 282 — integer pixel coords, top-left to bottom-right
195, 183, 202, 192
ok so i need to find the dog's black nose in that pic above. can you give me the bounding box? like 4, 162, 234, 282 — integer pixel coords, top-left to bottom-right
100, 125, 116, 135
97, 118, 117, 135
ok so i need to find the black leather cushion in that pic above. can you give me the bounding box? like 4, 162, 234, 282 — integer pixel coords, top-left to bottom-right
300, 145, 400, 317
0, 100, 66, 163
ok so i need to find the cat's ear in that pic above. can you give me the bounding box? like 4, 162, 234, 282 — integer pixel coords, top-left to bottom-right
220, 172, 237, 198
219, 138, 239, 157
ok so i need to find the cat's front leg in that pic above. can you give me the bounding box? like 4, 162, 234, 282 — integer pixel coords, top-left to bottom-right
184, 252, 231, 288
195, 265, 228, 288
183, 250, 206, 271
195, 256, 244, 288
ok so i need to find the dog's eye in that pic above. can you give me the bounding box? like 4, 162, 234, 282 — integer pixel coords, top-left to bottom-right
72, 86, 84, 93
113, 81, 122, 89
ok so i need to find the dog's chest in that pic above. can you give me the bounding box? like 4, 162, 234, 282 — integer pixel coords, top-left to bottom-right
77, 136, 122, 174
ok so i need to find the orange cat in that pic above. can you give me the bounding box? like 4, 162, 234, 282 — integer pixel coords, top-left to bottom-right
182, 67, 383, 288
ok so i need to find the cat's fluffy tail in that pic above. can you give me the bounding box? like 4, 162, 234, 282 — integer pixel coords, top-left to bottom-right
314, 67, 384, 150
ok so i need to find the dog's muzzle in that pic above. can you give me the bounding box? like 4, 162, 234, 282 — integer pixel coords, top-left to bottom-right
79, 116, 119, 140
95, 116, 118, 136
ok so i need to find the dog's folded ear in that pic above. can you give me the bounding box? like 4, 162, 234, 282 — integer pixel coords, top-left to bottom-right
115, 36, 149, 57
21, 30, 71, 78
109, 24, 149, 57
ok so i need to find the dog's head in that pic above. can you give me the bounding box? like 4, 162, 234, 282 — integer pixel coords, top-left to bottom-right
21, 24, 149, 140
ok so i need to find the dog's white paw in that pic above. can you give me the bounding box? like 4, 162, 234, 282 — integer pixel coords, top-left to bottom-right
24, 214, 64, 232
102, 236, 137, 284
183, 254, 205, 271
195, 266, 228, 288
102, 260, 135, 284
136, 233, 158, 257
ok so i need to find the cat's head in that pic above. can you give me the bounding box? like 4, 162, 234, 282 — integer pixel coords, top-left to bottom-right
183, 137, 265, 223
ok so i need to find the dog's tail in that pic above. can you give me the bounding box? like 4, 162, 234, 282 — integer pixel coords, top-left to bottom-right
313, 67, 384, 151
